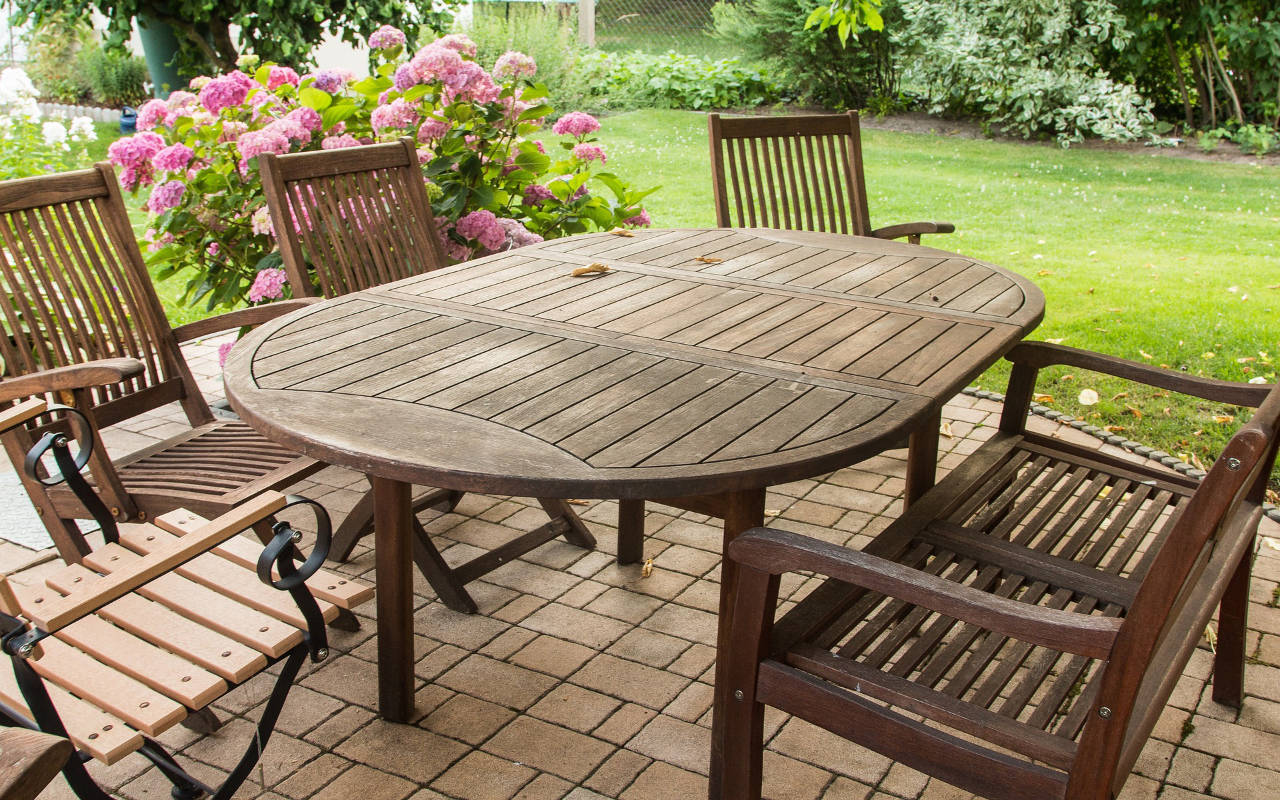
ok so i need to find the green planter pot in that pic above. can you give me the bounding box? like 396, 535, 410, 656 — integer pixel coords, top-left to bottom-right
136, 15, 183, 99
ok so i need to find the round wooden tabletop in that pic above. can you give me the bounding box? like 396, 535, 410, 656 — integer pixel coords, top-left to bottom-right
224, 228, 1043, 499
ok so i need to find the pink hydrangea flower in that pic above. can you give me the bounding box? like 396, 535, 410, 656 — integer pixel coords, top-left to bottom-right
495, 217, 543, 249
523, 184, 554, 206
146, 230, 175, 252
207, 241, 220, 256
199, 74, 250, 113
371, 98, 419, 132
393, 63, 420, 91
572, 143, 607, 164
368, 25, 407, 49
217, 340, 235, 368
437, 34, 477, 57
251, 206, 274, 236
248, 267, 288, 302
321, 134, 361, 149
107, 132, 165, 168
623, 209, 652, 227
455, 209, 506, 251
266, 66, 300, 90
219, 120, 248, 143
410, 44, 464, 85
188, 76, 212, 90
227, 70, 255, 89
119, 162, 155, 191
417, 118, 450, 142
437, 225, 472, 262
308, 70, 346, 93
237, 127, 291, 160
137, 99, 168, 130
493, 51, 536, 81
552, 111, 600, 138
286, 106, 322, 132
153, 143, 194, 172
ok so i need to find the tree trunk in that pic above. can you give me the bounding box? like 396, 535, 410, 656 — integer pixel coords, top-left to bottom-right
1202, 20, 1245, 124
1163, 27, 1194, 129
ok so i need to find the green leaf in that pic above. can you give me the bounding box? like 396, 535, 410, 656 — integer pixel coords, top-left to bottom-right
299, 87, 333, 111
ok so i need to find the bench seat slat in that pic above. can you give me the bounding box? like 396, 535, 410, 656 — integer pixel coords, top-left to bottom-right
153, 510, 374, 609
82, 545, 302, 658
44, 563, 266, 683
0, 659, 142, 765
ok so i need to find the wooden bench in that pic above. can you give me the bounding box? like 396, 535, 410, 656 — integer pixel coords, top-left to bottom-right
0, 399, 372, 799
712, 342, 1280, 800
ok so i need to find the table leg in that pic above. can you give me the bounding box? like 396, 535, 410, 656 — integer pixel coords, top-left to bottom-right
617, 499, 645, 564
708, 487, 765, 799
904, 408, 942, 509
371, 475, 415, 722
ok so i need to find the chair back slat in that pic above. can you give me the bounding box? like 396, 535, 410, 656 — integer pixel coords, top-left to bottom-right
260, 139, 447, 299
0, 166, 198, 420
709, 112, 874, 235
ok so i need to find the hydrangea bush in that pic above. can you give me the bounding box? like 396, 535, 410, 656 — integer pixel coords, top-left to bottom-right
108, 28, 656, 311
0, 67, 96, 180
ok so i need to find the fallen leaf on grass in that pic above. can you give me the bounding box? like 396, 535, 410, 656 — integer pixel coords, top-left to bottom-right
1078, 389, 1100, 405
1126, 406, 1143, 418
1104, 425, 1125, 433
571, 263, 612, 277
1212, 414, 1235, 424
1036, 269, 1053, 277
1033, 394, 1054, 404
694, 256, 723, 263
1202, 352, 1216, 359
1191, 453, 1206, 470
939, 422, 954, 439
1087, 287, 1095, 294
641, 558, 654, 578
1093, 328, 1108, 333
1045, 337, 1065, 344
1061, 373, 1075, 382
1111, 392, 1128, 401
1139, 350, 1154, 359
1266, 284, 1280, 290
1162, 407, 1172, 417
1265, 489, 1279, 505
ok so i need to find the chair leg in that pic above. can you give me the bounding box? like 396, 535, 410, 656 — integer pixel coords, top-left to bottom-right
536, 498, 597, 549
617, 499, 645, 564
1212, 546, 1253, 707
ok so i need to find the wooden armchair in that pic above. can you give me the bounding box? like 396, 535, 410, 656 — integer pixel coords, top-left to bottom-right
258, 139, 597, 613
0, 398, 371, 799
0, 164, 323, 564
708, 112, 954, 244
713, 342, 1279, 800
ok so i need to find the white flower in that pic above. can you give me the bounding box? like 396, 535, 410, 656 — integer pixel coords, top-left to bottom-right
42, 120, 68, 149
0, 67, 38, 107
69, 116, 96, 142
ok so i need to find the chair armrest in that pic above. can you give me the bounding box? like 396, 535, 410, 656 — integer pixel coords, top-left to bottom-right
0, 728, 73, 800
0, 359, 145, 405
1007, 341, 1272, 407
19, 492, 287, 634
171, 299, 322, 343
729, 527, 1121, 659
870, 222, 956, 240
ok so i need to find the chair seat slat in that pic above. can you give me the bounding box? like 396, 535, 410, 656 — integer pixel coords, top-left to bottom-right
0, 659, 141, 765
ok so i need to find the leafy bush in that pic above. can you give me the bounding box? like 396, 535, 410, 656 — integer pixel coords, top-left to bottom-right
898, 0, 1155, 143
712, 0, 898, 108
110, 29, 655, 311
466, 4, 595, 113
575, 51, 778, 110
0, 68, 97, 180
1231, 123, 1278, 156
21, 11, 93, 103
79, 45, 151, 107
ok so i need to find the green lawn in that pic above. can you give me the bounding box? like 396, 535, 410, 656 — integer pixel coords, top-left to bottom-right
596, 110, 1280, 470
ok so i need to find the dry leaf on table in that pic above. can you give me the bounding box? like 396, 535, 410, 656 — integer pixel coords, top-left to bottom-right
695, 256, 723, 263
571, 263, 612, 277
610, 229, 636, 237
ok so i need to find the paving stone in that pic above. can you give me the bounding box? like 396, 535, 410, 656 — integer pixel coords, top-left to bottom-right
438, 654, 558, 710
529, 684, 622, 733
521, 603, 633, 649
422, 692, 518, 745
619, 761, 707, 800
335, 721, 469, 784
572, 653, 691, 710
431, 751, 536, 800
584, 749, 651, 797
308, 763, 416, 800
484, 717, 614, 783
510, 635, 598, 678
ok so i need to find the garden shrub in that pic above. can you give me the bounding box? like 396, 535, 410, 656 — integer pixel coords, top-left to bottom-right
22, 11, 94, 103
466, 4, 596, 114
109, 28, 654, 311
711, 0, 898, 109
79, 45, 151, 107
577, 51, 778, 110
0, 68, 97, 180
898, 0, 1156, 143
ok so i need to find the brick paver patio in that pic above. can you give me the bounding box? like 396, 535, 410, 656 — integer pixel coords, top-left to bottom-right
6, 336, 1278, 800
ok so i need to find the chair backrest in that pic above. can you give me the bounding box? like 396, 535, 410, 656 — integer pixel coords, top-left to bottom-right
708, 111, 873, 235
259, 138, 447, 299
0, 164, 210, 430
1073, 381, 1280, 792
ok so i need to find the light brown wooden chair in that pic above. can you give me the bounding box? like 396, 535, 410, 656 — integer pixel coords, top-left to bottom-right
258, 139, 598, 614
712, 343, 1279, 800
708, 111, 955, 244
0, 165, 323, 564
0, 398, 371, 800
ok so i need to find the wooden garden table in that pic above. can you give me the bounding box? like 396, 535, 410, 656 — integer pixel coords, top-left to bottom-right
223, 227, 1043, 724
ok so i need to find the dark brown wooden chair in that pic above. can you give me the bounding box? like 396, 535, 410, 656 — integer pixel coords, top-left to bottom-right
708, 111, 955, 244
713, 342, 1279, 800
259, 139, 598, 613
0, 398, 371, 800
0, 729, 72, 800
0, 164, 322, 564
